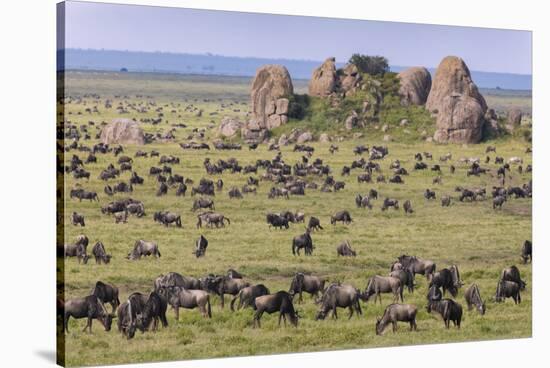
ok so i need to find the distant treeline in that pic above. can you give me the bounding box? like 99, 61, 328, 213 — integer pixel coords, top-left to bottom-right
59, 49, 532, 90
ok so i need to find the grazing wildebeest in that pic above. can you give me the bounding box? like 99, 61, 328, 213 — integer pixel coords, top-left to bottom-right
127, 202, 145, 217
176, 183, 187, 196
192, 197, 215, 212
194, 235, 208, 258
116, 301, 137, 339
521, 240, 532, 264
495, 280, 521, 304
230, 284, 270, 311
158, 286, 211, 319
292, 229, 314, 256
202, 275, 250, 309
430, 265, 462, 297
389, 175, 404, 184
501, 265, 526, 290
253, 291, 299, 328
459, 189, 477, 202
197, 212, 230, 228
71, 212, 85, 226
381, 198, 399, 211
130, 172, 144, 185
389, 269, 415, 293
64, 237, 89, 264
70, 189, 99, 202
424, 189, 436, 200
357, 173, 372, 183
64, 295, 113, 333
135, 292, 168, 332
363, 276, 403, 304
315, 283, 362, 320
156, 182, 168, 196
441, 195, 452, 207
427, 298, 463, 328
154, 272, 201, 290
92, 281, 120, 313
153, 211, 182, 227
397, 255, 436, 281
337, 240, 357, 256
375, 304, 418, 335
289, 273, 326, 303
114, 210, 128, 224
355, 194, 372, 209
266, 213, 289, 229
228, 187, 243, 199
127, 240, 161, 260
307, 216, 323, 231
464, 283, 486, 315
403, 200, 413, 214
493, 195, 506, 209
331, 210, 352, 225
91, 241, 112, 264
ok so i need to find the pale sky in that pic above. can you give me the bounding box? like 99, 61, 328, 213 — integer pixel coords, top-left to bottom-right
61, 1, 532, 75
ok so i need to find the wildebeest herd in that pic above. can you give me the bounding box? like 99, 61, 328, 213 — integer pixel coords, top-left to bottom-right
60, 129, 532, 340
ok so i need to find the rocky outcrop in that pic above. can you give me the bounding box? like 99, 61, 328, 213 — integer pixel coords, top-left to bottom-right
507, 108, 523, 129
426, 56, 487, 113
397, 67, 432, 106
100, 119, 145, 145
308, 57, 338, 97
243, 65, 293, 142
218, 116, 243, 137
339, 63, 362, 94
433, 93, 485, 143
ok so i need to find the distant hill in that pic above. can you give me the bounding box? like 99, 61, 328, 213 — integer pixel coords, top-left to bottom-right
59, 49, 532, 90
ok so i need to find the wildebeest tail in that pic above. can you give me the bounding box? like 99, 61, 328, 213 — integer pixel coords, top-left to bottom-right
224, 217, 231, 225
176, 216, 182, 227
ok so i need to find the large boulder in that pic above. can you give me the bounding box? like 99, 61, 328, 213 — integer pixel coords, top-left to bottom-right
100, 119, 145, 145
339, 63, 362, 94
218, 116, 243, 137
397, 67, 432, 106
297, 131, 313, 143
426, 56, 487, 114
433, 93, 485, 143
308, 57, 338, 97
250, 65, 293, 128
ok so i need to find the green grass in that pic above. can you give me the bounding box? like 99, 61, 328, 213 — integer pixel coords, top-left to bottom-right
59, 71, 531, 367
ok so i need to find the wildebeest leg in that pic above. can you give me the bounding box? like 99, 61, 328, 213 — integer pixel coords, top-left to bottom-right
348, 306, 353, 319
333, 306, 338, 320
175, 307, 179, 321
392, 321, 397, 333
254, 310, 263, 328
64, 314, 70, 333
84, 317, 92, 333
220, 294, 225, 308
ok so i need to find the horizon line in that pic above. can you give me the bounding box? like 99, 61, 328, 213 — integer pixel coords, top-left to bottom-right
61, 47, 533, 77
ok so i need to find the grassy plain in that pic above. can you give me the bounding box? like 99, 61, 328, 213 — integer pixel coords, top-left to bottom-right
60, 71, 531, 366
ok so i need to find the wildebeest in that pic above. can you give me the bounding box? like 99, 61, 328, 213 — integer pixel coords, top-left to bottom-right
357, 173, 372, 183
64, 295, 113, 333
92, 281, 120, 313
315, 283, 362, 320
127, 202, 145, 217
266, 213, 289, 229
441, 195, 452, 207
63, 235, 90, 264
355, 194, 372, 209
288, 273, 326, 303
292, 229, 314, 256
501, 265, 526, 290
230, 284, 270, 311
70, 189, 99, 202
430, 265, 462, 297
228, 187, 243, 199
201, 275, 250, 308
153, 211, 182, 227
116, 301, 137, 339
114, 210, 128, 224
464, 283, 486, 315
135, 292, 168, 332
495, 280, 521, 304
403, 200, 413, 214
381, 198, 399, 211
71, 212, 85, 226
375, 304, 417, 335
521, 240, 532, 264
389, 268, 415, 293
493, 195, 506, 209
194, 235, 208, 257
427, 298, 462, 328
331, 210, 352, 225
253, 291, 299, 328
424, 189, 436, 200
397, 255, 436, 281
175, 183, 187, 196
363, 276, 403, 304
336, 240, 357, 256
154, 272, 201, 290
127, 240, 161, 260
307, 216, 323, 231
158, 286, 211, 319
91, 241, 112, 264
192, 197, 215, 212
389, 175, 404, 184
196, 212, 230, 228
156, 182, 168, 196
